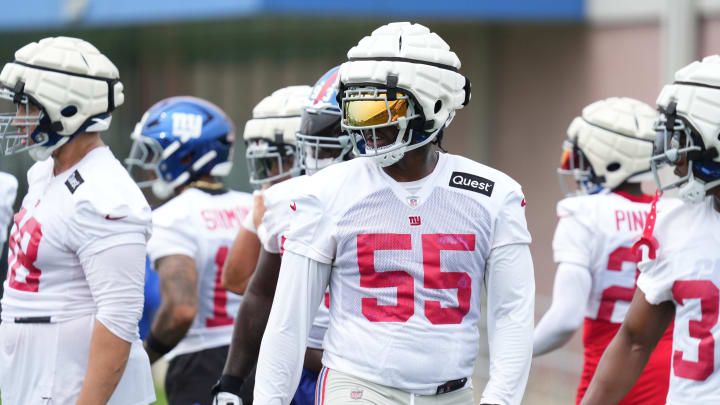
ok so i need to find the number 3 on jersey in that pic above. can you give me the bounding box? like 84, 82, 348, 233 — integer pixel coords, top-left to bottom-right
7, 208, 43, 292
357, 233, 475, 325
672, 280, 719, 381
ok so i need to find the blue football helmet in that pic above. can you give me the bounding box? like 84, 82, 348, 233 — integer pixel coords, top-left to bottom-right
296, 66, 353, 174
126, 96, 235, 199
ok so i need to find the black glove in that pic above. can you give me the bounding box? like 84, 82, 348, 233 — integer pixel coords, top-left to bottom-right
211, 367, 256, 405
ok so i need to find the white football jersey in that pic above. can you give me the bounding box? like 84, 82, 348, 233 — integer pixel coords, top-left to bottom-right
2, 147, 152, 322
0, 147, 153, 405
0, 171, 18, 246
553, 191, 680, 323
283, 153, 531, 392
637, 196, 720, 404
258, 174, 330, 349
148, 187, 253, 358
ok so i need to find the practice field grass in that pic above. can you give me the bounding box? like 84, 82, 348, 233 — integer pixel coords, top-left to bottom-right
152, 384, 168, 405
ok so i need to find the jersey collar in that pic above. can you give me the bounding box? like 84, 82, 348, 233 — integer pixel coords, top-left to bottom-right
374, 151, 448, 209
612, 190, 654, 203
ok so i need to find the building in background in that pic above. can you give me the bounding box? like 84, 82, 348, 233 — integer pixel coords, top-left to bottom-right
1, 0, 719, 403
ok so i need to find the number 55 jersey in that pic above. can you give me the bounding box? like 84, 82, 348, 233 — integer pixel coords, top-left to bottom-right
637, 196, 720, 405
283, 152, 532, 393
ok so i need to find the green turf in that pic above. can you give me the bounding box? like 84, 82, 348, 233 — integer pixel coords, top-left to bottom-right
152, 384, 168, 405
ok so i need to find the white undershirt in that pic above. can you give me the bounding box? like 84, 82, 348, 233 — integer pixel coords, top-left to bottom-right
532, 262, 592, 356
81, 242, 147, 342
254, 244, 535, 405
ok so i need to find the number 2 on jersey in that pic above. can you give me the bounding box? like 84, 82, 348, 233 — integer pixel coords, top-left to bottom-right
357, 233, 475, 325
597, 246, 641, 321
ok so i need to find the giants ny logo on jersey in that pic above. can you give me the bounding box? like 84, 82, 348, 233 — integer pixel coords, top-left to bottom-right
172, 113, 203, 142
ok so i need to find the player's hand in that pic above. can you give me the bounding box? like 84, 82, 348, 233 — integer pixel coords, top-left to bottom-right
213, 391, 243, 405
252, 189, 266, 229
211, 375, 252, 405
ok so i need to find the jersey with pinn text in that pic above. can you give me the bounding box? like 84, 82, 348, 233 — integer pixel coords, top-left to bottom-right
637, 197, 720, 405
258, 174, 329, 349
283, 153, 531, 392
148, 188, 253, 358
553, 192, 678, 404
1, 147, 152, 323
553, 192, 680, 323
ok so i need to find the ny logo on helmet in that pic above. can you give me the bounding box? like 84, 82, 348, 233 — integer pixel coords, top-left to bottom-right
172, 113, 203, 142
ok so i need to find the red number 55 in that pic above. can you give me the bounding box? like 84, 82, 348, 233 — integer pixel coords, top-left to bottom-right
357, 233, 475, 325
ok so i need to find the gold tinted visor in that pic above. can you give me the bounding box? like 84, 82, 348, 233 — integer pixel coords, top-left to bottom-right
344, 93, 408, 127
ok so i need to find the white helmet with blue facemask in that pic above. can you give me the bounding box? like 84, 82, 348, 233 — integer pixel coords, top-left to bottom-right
338, 22, 471, 167
652, 55, 720, 203
0, 37, 124, 161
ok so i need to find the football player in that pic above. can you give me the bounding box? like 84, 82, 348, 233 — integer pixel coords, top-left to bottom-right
0, 37, 155, 404
533, 97, 675, 404
581, 56, 720, 404
212, 66, 352, 405
125, 96, 253, 405
221, 85, 311, 294
254, 22, 535, 405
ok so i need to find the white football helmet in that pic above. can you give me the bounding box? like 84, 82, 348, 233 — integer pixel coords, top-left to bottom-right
652, 55, 720, 203
0, 37, 124, 161
559, 97, 657, 196
243, 85, 311, 186
338, 22, 470, 167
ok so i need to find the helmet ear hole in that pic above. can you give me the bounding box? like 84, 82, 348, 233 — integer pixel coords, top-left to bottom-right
61, 106, 77, 117
607, 162, 621, 172
180, 153, 194, 166
434, 100, 442, 114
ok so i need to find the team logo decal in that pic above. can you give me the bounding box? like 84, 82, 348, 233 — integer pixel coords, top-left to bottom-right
64, 170, 84, 194
409, 216, 421, 226
448, 171, 494, 197
171, 112, 203, 142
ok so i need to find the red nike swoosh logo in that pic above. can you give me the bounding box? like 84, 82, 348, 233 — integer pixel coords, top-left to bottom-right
521, 198, 526, 207
105, 214, 127, 221
290, 202, 296, 211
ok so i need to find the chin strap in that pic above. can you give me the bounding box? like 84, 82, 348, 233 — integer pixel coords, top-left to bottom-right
631, 189, 662, 260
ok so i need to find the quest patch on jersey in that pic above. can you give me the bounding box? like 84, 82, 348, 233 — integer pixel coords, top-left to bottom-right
65, 170, 84, 194
448, 171, 494, 197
